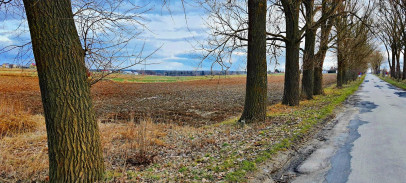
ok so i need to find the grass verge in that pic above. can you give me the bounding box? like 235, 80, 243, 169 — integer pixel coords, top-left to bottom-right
378, 75, 406, 90
224, 75, 365, 182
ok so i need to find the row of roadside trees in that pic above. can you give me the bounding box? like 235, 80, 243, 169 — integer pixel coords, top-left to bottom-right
376, 0, 406, 79
201, 0, 376, 123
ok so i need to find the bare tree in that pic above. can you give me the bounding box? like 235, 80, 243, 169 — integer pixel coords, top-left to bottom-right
375, 0, 404, 79
23, 0, 104, 181
1, 0, 154, 85
313, 0, 339, 95
197, 0, 285, 70
281, 0, 345, 105
200, 0, 349, 106
336, 2, 375, 85
1, 0, 160, 181
197, 0, 284, 122
301, 0, 316, 100
369, 51, 384, 74
239, 0, 268, 123
280, 0, 302, 105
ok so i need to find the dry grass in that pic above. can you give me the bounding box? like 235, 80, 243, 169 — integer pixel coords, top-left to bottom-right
0, 73, 338, 182
0, 68, 37, 77
0, 98, 42, 137
100, 119, 168, 169
0, 102, 47, 182
0, 116, 174, 182
0, 98, 46, 182
0, 128, 48, 182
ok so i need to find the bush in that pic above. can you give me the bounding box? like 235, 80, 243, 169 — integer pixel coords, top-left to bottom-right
125, 119, 159, 166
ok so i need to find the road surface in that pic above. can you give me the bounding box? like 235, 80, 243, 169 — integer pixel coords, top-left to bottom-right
291, 74, 406, 183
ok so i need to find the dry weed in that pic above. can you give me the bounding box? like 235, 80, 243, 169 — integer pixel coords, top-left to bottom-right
0, 116, 47, 182
100, 119, 169, 171
0, 98, 41, 137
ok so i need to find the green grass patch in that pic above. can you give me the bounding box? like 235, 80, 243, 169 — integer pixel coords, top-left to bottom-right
378, 75, 406, 90
178, 166, 188, 173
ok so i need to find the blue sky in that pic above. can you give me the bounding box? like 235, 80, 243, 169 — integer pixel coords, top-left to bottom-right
0, 1, 342, 71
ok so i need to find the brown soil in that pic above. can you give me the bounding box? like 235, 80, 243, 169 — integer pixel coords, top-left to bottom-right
0, 74, 337, 127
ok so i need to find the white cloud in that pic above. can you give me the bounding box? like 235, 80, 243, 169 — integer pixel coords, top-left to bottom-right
142, 13, 207, 40
233, 51, 246, 56
0, 19, 30, 46
0, 35, 12, 44
323, 51, 337, 69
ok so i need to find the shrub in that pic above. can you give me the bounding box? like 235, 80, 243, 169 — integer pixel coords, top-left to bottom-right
125, 119, 159, 166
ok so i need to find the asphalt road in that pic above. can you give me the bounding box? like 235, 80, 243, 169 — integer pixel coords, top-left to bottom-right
292, 74, 406, 183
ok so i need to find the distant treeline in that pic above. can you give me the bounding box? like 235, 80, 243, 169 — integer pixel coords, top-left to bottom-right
92, 69, 248, 76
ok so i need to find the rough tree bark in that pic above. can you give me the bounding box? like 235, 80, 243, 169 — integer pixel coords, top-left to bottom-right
391, 45, 396, 77
314, 0, 335, 95
301, 0, 316, 99
23, 0, 105, 181
282, 0, 301, 106
336, 8, 347, 88
239, 0, 267, 123
313, 6, 334, 95
396, 49, 401, 79
403, 47, 406, 80
337, 33, 345, 88
313, 57, 325, 94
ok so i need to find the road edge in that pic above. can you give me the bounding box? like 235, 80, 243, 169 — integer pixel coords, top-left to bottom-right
248, 76, 365, 183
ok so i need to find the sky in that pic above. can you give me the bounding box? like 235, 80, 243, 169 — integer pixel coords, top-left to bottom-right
0, 0, 341, 71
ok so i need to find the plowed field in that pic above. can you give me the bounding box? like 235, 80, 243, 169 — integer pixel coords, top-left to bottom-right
0, 74, 336, 126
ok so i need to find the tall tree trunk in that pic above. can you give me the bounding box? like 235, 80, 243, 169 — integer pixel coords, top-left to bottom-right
336, 8, 347, 88
337, 58, 343, 87
314, 0, 335, 95
403, 47, 406, 80
313, 57, 324, 95
23, 0, 105, 181
391, 47, 396, 77
282, 1, 301, 106
396, 49, 401, 79
343, 59, 348, 84
385, 44, 393, 77
240, 0, 267, 123
301, 0, 315, 100
337, 33, 344, 88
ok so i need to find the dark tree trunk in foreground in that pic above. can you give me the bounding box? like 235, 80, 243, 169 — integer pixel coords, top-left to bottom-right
240, 0, 267, 123
23, 0, 105, 181
301, 0, 316, 99
282, 0, 301, 106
